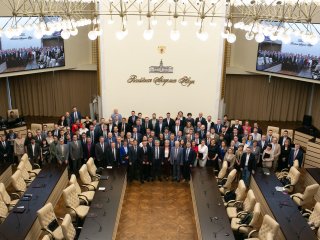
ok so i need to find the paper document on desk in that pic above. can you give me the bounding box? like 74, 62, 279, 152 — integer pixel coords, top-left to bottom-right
275, 186, 285, 192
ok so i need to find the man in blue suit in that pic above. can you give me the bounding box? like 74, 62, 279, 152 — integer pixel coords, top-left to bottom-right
70, 106, 82, 124
288, 144, 304, 168
182, 141, 196, 181
170, 141, 183, 182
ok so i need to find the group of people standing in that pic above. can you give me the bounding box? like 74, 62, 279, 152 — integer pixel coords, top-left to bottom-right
0, 108, 304, 185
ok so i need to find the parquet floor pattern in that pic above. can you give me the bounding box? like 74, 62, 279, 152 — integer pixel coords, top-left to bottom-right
115, 181, 198, 240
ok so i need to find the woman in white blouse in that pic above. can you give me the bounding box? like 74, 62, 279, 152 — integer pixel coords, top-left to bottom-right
198, 140, 208, 167
262, 144, 274, 169
79, 124, 89, 135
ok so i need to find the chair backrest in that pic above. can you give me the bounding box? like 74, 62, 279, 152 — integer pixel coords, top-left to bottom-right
43, 123, 55, 131
7, 109, 19, 118
217, 161, 228, 179
243, 189, 256, 212
272, 133, 279, 140
69, 174, 81, 195
41, 235, 51, 240
21, 153, 29, 163
267, 126, 279, 134
63, 184, 80, 210
235, 180, 247, 202
223, 169, 237, 190
309, 202, 320, 228
11, 170, 27, 193
37, 203, 57, 230
281, 129, 294, 139
17, 161, 30, 181
86, 157, 97, 177
31, 123, 43, 134
258, 215, 280, 240
79, 164, 92, 185
293, 159, 299, 169
301, 184, 320, 205
0, 200, 8, 223
230, 120, 243, 126
288, 167, 301, 186
0, 183, 10, 205
249, 202, 261, 228
61, 214, 76, 240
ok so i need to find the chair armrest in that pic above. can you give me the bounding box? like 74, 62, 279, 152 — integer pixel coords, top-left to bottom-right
78, 194, 89, 205
81, 184, 96, 191
281, 168, 289, 173
218, 184, 223, 188
302, 212, 311, 218
92, 176, 100, 181
33, 163, 41, 169
237, 224, 253, 232
284, 184, 294, 189
66, 206, 78, 215
28, 171, 38, 176
10, 193, 21, 200
237, 211, 248, 217
41, 228, 54, 238
226, 200, 236, 207
291, 195, 303, 201
248, 229, 258, 238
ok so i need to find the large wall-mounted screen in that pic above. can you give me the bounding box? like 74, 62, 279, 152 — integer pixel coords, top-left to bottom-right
256, 22, 320, 80
0, 16, 65, 74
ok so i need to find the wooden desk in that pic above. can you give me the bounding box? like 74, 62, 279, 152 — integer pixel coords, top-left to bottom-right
0, 164, 68, 240
250, 169, 316, 240
305, 168, 320, 202
190, 167, 235, 240
78, 167, 127, 240
0, 163, 12, 187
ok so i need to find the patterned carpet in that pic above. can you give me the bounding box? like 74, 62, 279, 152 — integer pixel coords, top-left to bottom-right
115, 181, 198, 240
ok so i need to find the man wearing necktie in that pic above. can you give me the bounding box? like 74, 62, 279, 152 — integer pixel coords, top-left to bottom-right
69, 135, 83, 175
71, 106, 82, 124
128, 140, 139, 182
183, 142, 195, 182
0, 135, 12, 164
170, 141, 182, 182
95, 136, 107, 168
288, 144, 303, 168
152, 140, 164, 181
108, 142, 119, 167
138, 141, 151, 183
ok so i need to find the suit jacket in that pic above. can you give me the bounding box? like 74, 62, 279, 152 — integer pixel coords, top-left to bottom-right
52, 129, 61, 138
206, 122, 214, 132
183, 148, 196, 165
240, 153, 256, 172
259, 140, 268, 152
95, 143, 108, 163
231, 124, 243, 135
164, 118, 175, 130
132, 132, 142, 143
170, 147, 183, 165
214, 124, 223, 134
82, 142, 95, 161
176, 117, 186, 128
185, 118, 195, 127
120, 146, 129, 164
278, 136, 292, 146
155, 122, 165, 136
195, 117, 207, 126
118, 122, 128, 134
128, 146, 139, 165
105, 137, 116, 146
128, 115, 138, 128
69, 140, 83, 160
86, 130, 99, 144
70, 111, 82, 124
144, 121, 153, 131
172, 125, 183, 136
288, 148, 304, 167
135, 125, 145, 134
152, 146, 164, 165
198, 130, 207, 140
272, 143, 281, 160
138, 146, 152, 164
56, 144, 69, 162
107, 147, 120, 166
149, 119, 158, 130
0, 141, 12, 161
27, 143, 41, 160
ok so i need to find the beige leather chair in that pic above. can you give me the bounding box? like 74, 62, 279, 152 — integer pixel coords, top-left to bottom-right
281, 167, 300, 193
276, 159, 299, 179
216, 160, 228, 182
291, 184, 319, 208
37, 203, 64, 240
61, 214, 76, 240
21, 153, 41, 175
86, 157, 101, 180
0, 183, 19, 210
317, 227, 320, 240
10, 169, 27, 197
7, 109, 19, 118
79, 164, 99, 191
31, 123, 43, 135
41, 235, 51, 240
0, 200, 8, 223
281, 129, 294, 139
246, 214, 280, 240
43, 123, 55, 131
219, 169, 237, 195
224, 180, 247, 207
231, 202, 261, 235
230, 120, 243, 126
267, 126, 279, 134
227, 189, 256, 219
17, 161, 36, 185
69, 174, 95, 205
303, 202, 320, 229
62, 184, 89, 220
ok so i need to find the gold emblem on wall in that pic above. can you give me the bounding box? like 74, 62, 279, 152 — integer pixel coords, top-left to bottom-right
158, 46, 166, 55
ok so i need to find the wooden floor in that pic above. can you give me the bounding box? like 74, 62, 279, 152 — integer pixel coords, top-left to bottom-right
115, 180, 198, 240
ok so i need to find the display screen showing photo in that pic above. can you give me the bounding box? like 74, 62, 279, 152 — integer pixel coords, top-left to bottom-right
0, 16, 65, 74
256, 22, 320, 80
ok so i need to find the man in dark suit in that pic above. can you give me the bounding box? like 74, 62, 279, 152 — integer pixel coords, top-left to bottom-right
152, 140, 164, 181
240, 147, 256, 187
144, 117, 153, 131
214, 119, 223, 134
128, 140, 139, 182
83, 137, 95, 162
27, 138, 41, 166
118, 117, 128, 134
185, 113, 195, 127
52, 124, 61, 138
138, 141, 152, 183
69, 135, 83, 175
172, 120, 183, 136
182, 142, 195, 181
288, 144, 304, 168
195, 112, 207, 126
135, 119, 145, 135
87, 125, 99, 144
278, 130, 292, 146
205, 115, 214, 132
106, 118, 115, 133
0, 135, 12, 164
128, 110, 138, 131
155, 117, 165, 137
132, 127, 142, 143
95, 136, 108, 168
198, 125, 206, 140
170, 141, 183, 182
149, 114, 158, 130
164, 113, 175, 130
70, 106, 82, 124
105, 132, 116, 146
107, 142, 120, 167
231, 119, 243, 135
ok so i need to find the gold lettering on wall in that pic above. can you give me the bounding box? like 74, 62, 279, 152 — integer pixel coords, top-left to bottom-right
127, 75, 195, 87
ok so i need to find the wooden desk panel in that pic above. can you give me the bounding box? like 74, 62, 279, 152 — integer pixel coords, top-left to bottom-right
305, 168, 320, 202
